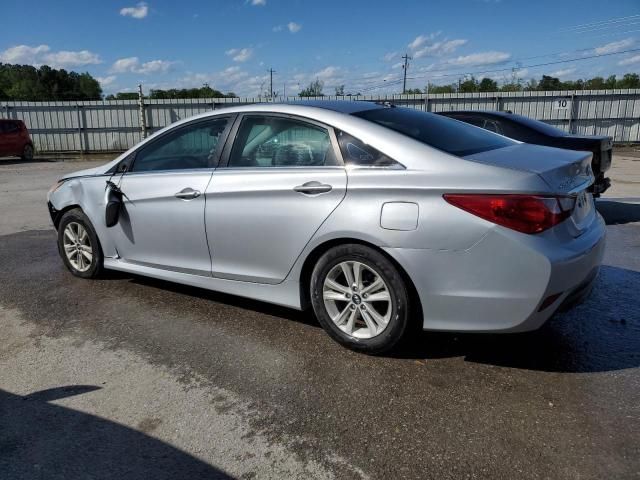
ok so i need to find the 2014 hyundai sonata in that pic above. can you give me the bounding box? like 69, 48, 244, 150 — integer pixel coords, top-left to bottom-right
47, 101, 605, 354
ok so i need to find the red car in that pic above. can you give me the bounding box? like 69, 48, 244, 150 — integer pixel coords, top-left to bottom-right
0, 119, 34, 160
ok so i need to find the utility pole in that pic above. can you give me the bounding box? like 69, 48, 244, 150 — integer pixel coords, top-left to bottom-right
269, 68, 276, 101
137, 83, 147, 139
401, 53, 411, 94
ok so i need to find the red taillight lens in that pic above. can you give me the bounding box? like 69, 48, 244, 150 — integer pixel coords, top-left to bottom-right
443, 194, 575, 234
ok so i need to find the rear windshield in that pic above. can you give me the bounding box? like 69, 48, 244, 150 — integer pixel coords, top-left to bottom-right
506, 113, 567, 137
353, 107, 515, 157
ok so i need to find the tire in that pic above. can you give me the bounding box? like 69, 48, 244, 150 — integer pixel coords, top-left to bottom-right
57, 208, 104, 279
310, 244, 410, 354
21, 144, 34, 161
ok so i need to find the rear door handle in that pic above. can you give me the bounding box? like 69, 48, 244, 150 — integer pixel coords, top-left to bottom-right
293, 181, 332, 195
174, 187, 201, 200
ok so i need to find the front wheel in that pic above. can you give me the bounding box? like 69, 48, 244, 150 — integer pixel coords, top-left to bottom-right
310, 244, 410, 354
57, 209, 103, 278
21, 144, 34, 161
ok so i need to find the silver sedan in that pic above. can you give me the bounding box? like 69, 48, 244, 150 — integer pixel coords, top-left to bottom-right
47, 101, 605, 354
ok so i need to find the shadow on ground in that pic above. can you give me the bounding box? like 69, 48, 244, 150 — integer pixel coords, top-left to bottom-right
0, 386, 232, 480
597, 200, 640, 225
112, 262, 640, 374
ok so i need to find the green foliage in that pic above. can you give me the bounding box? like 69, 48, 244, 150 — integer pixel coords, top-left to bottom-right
423, 72, 640, 94
104, 92, 138, 100
334, 84, 345, 95
299, 79, 324, 97
478, 77, 498, 92
0, 63, 102, 101
148, 85, 236, 99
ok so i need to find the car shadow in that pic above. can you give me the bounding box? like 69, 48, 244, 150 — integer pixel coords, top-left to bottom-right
0, 157, 59, 165
113, 264, 640, 374
104, 270, 317, 328
394, 265, 640, 373
596, 200, 640, 225
0, 385, 232, 479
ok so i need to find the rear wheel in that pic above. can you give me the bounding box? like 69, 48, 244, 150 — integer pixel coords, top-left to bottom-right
310, 244, 410, 354
21, 144, 34, 161
57, 209, 103, 279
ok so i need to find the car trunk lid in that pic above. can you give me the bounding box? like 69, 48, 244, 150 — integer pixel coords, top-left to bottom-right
463, 143, 594, 194
463, 143, 595, 236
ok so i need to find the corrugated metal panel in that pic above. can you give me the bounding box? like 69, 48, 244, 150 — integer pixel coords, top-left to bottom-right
1, 89, 639, 152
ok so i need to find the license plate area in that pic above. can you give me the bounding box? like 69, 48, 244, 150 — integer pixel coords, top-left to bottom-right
571, 191, 593, 228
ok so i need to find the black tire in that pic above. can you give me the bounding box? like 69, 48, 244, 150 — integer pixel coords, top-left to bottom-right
21, 144, 34, 161
310, 244, 410, 354
57, 208, 104, 279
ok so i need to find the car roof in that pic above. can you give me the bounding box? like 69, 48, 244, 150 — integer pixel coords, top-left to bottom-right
284, 100, 383, 114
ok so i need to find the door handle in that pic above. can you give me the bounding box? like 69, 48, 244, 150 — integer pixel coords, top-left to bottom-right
293, 181, 332, 195
174, 188, 201, 200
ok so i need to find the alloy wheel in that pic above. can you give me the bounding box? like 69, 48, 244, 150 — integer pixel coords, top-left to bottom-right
62, 222, 93, 272
322, 261, 392, 339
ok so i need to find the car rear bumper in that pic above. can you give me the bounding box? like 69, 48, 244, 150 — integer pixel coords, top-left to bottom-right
384, 213, 606, 332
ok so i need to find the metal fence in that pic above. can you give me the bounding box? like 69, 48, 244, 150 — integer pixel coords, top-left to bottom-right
1, 89, 639, 153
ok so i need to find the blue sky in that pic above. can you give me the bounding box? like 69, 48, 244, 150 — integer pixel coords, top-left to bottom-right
1, 0, 639, 96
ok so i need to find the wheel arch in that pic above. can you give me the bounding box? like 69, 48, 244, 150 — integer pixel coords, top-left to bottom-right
50, 203, 83, 230
298, 237, 423, 323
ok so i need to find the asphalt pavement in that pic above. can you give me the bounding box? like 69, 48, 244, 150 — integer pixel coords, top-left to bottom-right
0, 157, 638, 479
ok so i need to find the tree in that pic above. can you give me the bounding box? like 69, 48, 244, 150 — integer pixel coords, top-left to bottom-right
299, 79, 324, 97
426, 82, 456, 94
458, 76, 479, 93
334, 84, 345, 96
0, 63, 102, 100
538, 75, 563, 91
616, 73, 640, 89
105, 92, 138, 100
478, 77, 498, 92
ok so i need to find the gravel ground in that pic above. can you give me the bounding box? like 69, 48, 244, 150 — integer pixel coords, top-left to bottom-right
0, 155, 638, 479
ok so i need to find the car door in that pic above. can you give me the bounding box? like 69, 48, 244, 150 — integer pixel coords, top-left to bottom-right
109, 116, 233, 275
205, 114, 347, 284
0, 121, 21, 156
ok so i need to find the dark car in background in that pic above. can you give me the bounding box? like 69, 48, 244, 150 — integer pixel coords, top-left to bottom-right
0, 119, 34, 161
437, 111, 612, 196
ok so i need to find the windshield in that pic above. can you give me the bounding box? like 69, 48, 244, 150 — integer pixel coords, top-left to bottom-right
354, 107, 516, 157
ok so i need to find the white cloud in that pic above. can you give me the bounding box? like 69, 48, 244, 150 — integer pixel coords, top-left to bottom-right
272, 25, 283, 32
549, 68, 576, 78
383, 51, 397, 62
251, 0, 266, 5
110, 56, 173, 74
96, 75, 117, 87
618, 54, 640, 66
594, 38, 634, 55
414, 39, 467, 58
225, 47, 253, 62
0, 44, 101, 68
120, 2, 149, 19
44, 50, 101, 68
287, 22, 301, 33
446, 51, 511, 67
408, 32, 440, 50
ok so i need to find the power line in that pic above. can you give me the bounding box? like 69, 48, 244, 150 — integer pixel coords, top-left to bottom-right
559, 14, 640, 32
359, 47, 640, 92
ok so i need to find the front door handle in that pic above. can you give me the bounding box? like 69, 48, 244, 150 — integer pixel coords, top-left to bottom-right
174, 188, 201, 200
293, 181, 332, 195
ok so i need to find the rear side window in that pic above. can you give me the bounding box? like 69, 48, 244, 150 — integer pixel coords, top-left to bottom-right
336, 131, 401, 168
354, 107, 515, 157
2, 121, 21, 133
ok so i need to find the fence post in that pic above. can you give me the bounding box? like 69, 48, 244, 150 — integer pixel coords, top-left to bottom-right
75, 104, 85, 153
568, 94, 576, 134
138, 84, 147, 139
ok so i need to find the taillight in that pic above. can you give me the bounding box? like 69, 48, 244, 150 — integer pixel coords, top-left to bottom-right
443, 194, 575, 234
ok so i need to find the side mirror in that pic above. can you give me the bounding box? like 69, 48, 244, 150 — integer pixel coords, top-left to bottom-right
105, 185, 123, 228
